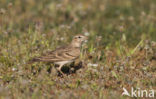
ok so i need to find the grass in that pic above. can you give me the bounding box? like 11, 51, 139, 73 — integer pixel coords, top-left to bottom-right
0, 0, 156, 99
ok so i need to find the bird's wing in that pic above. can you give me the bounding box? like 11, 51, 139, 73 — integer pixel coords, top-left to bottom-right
31, 46, 80, 62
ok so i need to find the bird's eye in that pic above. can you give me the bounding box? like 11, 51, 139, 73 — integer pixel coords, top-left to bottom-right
78, 36, 81, 38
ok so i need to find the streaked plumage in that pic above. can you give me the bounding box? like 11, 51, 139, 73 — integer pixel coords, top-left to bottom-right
30, 34, 87, 75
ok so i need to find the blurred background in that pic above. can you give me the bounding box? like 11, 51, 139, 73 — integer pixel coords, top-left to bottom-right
0, 0, 156, 99
0, 0, 156, 46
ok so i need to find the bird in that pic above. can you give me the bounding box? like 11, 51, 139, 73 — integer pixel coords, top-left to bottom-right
30, 34, 88, 75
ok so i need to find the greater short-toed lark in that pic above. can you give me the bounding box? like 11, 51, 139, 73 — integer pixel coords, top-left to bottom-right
31, 34, 88, 75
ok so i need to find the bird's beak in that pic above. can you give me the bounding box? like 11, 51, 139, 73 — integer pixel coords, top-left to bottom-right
84, 36, 88, 43
85, 36, 88, 40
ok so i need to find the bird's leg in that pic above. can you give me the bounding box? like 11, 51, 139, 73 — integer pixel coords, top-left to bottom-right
58, 64, 65, 76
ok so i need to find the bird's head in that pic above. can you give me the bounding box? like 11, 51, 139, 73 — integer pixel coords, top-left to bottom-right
71, 34, 88, 48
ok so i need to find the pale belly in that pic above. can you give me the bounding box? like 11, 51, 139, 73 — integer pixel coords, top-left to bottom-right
54, 60, 73, 66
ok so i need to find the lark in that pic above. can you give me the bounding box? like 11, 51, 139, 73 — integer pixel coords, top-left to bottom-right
30, 34, 88, 75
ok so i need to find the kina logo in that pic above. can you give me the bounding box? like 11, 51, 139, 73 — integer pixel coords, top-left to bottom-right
122, 87, 155, 98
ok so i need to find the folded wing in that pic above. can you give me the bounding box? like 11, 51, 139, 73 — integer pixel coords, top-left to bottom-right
30, 46, 80, 63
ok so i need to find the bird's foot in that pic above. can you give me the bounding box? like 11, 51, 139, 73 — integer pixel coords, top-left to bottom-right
57, 69, 67, 77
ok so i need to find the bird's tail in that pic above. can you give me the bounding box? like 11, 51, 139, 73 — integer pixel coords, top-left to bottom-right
27, 57, 41, 64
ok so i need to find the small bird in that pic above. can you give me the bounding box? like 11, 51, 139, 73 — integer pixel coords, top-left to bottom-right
30, 34, 88, 75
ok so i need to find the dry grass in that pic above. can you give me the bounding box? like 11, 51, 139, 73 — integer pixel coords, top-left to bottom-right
0, 0, 156, 99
